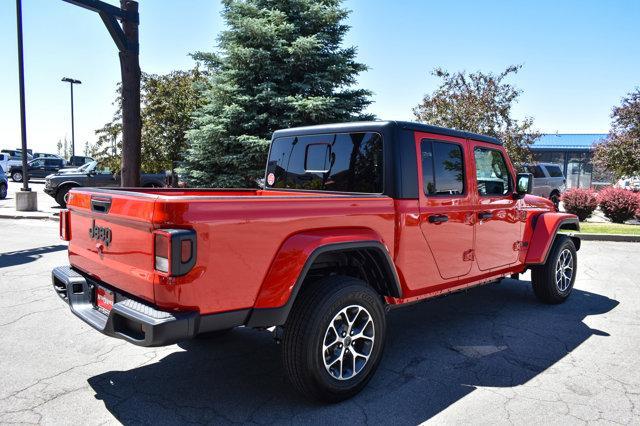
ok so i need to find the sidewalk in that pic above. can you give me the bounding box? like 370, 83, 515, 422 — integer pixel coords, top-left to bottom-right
0, 180, 61, 220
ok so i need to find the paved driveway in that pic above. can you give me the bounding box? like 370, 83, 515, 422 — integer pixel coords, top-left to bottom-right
0, 219, 638, 424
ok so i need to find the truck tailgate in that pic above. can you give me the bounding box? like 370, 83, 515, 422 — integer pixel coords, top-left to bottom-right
67, 189, 159, 303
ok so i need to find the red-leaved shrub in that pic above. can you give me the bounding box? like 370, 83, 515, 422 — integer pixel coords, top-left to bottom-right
598, 187, 640, 223
561, 189, 599, 221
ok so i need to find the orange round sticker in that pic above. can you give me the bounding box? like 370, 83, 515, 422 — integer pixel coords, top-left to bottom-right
267, 173, 275, 186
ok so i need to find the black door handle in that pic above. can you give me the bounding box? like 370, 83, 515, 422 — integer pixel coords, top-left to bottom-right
478, 211, 493, 220
428, 214, 449, 224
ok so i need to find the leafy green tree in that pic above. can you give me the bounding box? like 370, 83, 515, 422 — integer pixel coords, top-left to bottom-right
94, 69, 207, 173
593, 88, 640, 179
181, 0, 373, 188
413, 65, 537, 164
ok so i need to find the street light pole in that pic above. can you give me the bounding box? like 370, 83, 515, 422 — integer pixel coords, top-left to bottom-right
14, 0, 37, 211
61, 77, 81, 158
15, 0, 28, 193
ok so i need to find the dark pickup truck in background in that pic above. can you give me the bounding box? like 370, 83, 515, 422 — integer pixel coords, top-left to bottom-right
44, 160, 166, 207
9, 157, 66, 182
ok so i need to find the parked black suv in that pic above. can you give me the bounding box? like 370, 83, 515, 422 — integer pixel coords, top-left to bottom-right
9, 158, 66, 182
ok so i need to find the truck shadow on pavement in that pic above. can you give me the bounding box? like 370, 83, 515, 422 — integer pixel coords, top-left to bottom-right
0, 244, 67, 269
87, 279, 618, 425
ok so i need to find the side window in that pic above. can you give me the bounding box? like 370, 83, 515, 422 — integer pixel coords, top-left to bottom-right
546, 165, 564, 178
96, 163, 112, 174
474, 147, 512, 196
31, 159, 44, 167
421, 140, 465, 196
526, 165, 545, 178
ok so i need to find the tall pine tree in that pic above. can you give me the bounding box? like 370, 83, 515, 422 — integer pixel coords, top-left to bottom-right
181, 0, 373, 187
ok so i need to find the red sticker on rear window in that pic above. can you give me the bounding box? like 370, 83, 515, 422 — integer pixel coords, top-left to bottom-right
267, 173, 275, 186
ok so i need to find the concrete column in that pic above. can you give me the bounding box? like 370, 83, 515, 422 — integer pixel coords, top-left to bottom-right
16, 190, 37, 211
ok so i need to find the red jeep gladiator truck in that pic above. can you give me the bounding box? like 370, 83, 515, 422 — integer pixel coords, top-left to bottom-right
53, 121, 580, 402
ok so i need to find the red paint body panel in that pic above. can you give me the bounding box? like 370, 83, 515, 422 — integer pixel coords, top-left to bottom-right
63, 128, 578, 319
254, 228, 388, 308
525, 212, 580, 264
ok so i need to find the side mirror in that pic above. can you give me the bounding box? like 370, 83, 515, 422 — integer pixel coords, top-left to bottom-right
515, 173, 533, 197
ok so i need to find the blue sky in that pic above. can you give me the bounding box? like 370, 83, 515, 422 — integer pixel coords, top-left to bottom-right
1, 0, 638, 154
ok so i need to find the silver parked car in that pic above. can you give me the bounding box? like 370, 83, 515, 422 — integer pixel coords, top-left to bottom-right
524, 163, 566, 209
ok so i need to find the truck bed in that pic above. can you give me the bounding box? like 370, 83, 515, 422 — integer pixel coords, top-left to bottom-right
66, 187, 396, 314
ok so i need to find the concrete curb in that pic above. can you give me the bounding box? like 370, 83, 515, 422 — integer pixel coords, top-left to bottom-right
0, 213, 59, 221
569, 233, 640, 242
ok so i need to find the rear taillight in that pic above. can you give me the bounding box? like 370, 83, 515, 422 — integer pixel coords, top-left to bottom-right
59, 210, 71, 241
154, 232, 170, 272
153, 229, 196, 277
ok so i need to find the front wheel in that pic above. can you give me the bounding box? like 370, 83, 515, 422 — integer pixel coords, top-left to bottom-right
532, 235, 577, 304
550, 192, 560, 211
11, 171, 23, 182
282, 276, 386, 402
55, 186, 72, 208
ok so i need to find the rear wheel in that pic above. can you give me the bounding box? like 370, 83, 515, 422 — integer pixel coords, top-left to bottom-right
0, 182, 7, 199
11, 171, 23, 182
282, 275, 386, 402
532, 235, 577, 304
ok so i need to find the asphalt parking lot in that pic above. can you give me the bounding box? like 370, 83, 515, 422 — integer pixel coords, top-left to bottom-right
0, 180, 60, 219
0, 219, 639, 425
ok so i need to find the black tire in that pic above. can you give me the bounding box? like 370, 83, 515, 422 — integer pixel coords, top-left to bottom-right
0, 182, 7, 199
11, 171, 23, 182
550, 192, 560, 211
55, 186, 73, 208
531, 235, 577, 304
282, 275, 386, 402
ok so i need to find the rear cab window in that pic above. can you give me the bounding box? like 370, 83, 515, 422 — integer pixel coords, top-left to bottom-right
266, 132, 383, 194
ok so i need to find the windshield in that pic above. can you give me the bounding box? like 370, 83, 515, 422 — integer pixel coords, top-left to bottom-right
76, 161, 94, 172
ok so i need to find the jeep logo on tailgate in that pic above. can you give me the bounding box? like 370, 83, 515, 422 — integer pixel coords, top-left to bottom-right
89, 220, 112, 246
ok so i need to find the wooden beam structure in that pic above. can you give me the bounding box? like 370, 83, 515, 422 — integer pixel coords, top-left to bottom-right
62, 0, 141, 186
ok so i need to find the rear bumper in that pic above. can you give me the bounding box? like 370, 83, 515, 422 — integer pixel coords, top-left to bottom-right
52, 265, 199, 347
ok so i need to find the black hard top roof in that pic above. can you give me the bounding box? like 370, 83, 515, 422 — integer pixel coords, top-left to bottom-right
272, 120, 502, 145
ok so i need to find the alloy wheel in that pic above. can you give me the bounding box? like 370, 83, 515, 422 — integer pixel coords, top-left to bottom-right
322, 304, 375, 380
555, 248, 574, 292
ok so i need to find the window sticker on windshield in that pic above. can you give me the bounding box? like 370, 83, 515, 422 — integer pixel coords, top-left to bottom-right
267, 172, 275, 186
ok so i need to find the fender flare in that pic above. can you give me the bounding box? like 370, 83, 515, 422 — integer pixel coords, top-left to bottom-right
53, 181, 82, 199
525, 213, 580, 265
246, 229, 401, 328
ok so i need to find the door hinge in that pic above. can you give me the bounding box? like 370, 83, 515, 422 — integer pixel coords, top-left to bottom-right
513, 241, 529, 251
463, 249, 475, 261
